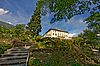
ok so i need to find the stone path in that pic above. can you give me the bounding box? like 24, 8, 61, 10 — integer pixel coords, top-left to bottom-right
0, 47, 29, 66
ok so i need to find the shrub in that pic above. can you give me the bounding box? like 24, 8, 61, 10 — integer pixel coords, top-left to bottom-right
29, 37, 100, 66
0, 42, 12, 54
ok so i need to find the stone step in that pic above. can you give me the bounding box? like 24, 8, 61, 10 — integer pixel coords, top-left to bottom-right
10, 49, 28, 52
1, 63, 26, 66
0, 59, 26, 65
0, 58, 26, 62
5, 51, 28, 54
6, 47, 28, 52
4, 51, 28, 54
8, 48, 28, 51
0, 56, 27, 60
1, 53, 28, 57
0, 47, 29, 66
11, 47, 26, 49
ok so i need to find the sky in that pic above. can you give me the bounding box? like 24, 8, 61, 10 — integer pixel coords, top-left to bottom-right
0, 0, 90, 36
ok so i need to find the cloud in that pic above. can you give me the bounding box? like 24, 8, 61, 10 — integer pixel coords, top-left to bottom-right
6, 21, 12, 25
68, 33, 77, 37
0, 8, 9, 15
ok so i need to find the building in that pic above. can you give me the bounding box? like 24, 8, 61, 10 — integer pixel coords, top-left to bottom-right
43, 29, 71, 39
97, 34, 100, 37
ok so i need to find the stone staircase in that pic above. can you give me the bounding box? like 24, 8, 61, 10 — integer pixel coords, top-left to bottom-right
0, 47, 29, 66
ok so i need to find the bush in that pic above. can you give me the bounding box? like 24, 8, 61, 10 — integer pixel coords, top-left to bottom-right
71, 63, 81, 66
0, 43, 12, 54
29, 37, 100, 66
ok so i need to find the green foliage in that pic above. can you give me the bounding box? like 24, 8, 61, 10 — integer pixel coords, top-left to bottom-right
0, 23, 35, 43
71, 63, 81, 66
35, 35, 42, 42
29, 37, 100, 66
32, 37, 84, 49
27, 0, 41, 35
40, 0, 99, 23
79, 29, 100, 48
85, 12, 100, 24
32, 59, 42, 66
85, 12, 100, 34
29, 47, 98, 66
11, 24, 25, 38
43, 51, 66, 66
0, 26, 12, 39
0, 43, 12, 54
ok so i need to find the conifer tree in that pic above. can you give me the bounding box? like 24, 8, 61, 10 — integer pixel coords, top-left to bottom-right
28, 1, 41, 35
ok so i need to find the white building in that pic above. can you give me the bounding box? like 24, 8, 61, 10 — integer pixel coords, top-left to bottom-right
43, 29, 72, 39
97, 34, 100, 37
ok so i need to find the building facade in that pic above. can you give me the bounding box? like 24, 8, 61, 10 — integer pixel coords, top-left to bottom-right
44, 29, 71, 39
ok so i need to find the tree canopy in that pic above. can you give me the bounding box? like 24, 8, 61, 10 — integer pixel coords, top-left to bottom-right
27, 0, 41, 35
40, 0, 99, 23
85, 12, 100, 34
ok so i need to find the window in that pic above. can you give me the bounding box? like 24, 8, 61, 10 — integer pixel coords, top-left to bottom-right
55, 33, 57, 36
58, 32, 59, 36
53, 33, 55, 35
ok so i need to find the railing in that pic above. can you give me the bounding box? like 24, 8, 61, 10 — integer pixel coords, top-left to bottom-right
26, 49, 30, 66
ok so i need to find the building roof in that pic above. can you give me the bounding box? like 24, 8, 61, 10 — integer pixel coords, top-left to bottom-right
43, 28, 68, 36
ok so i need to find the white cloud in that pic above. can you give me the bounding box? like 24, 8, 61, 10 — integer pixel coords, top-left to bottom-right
6, 21, 12, 25
68, 33, 76, 37
0, 8, 9, 15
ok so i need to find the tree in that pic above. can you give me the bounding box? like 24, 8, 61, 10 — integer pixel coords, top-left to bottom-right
79, 29, 99, 48
11, 24, 25, 38
84, 12, 100, 34
27, 0, 41, 35
0, 26, 11, 39
40, 0, 99, 23
81, 12, 100, 47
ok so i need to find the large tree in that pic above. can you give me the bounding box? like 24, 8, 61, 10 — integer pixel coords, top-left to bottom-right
78, 12, 100, 47
84, 12, 100, 34
28, 0, 41, 35
40, 0, 99, 23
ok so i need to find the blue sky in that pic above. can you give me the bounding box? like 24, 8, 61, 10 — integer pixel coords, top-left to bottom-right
0, 0, 90, 35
